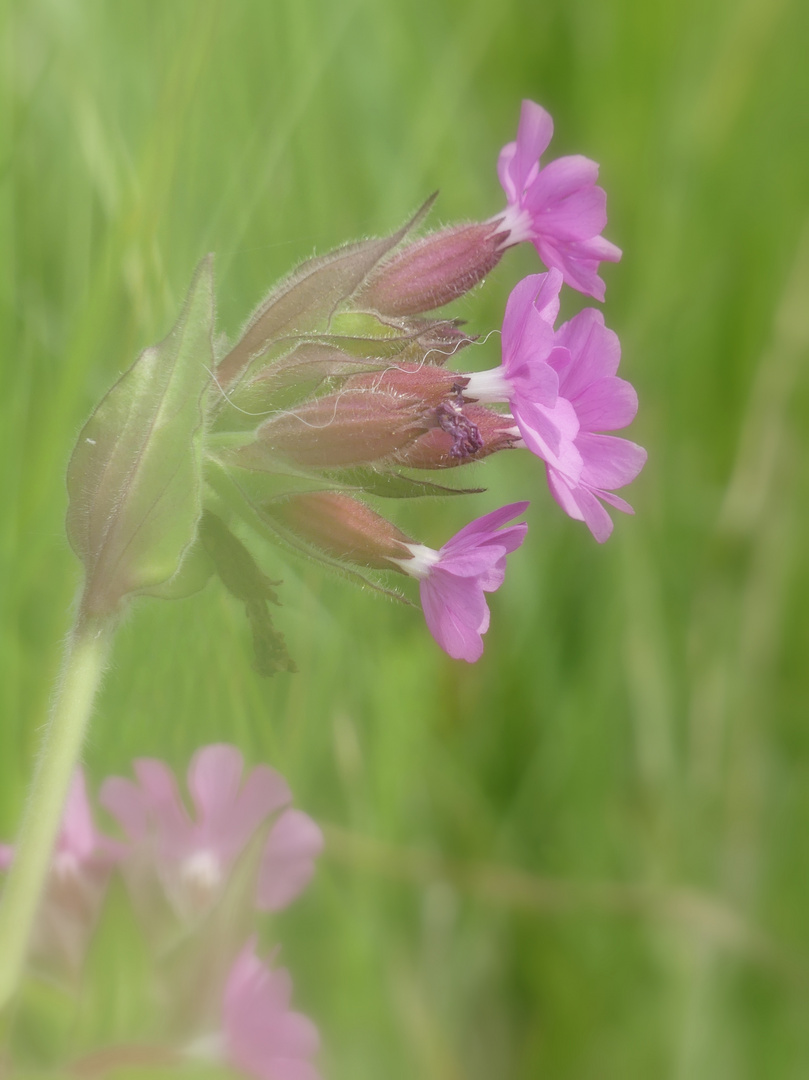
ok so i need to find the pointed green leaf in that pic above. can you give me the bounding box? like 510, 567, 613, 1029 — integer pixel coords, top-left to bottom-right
199, 510, 281, 605
199, 510, 296, 675
66, 256, 215, 616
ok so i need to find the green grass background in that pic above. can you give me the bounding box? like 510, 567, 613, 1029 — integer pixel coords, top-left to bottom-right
2, 0, 809, 1076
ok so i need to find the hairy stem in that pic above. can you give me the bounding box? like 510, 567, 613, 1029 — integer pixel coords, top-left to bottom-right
0, 614, 114, 1010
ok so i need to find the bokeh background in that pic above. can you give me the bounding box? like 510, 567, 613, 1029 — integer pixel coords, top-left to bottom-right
2, 0, 809, 1076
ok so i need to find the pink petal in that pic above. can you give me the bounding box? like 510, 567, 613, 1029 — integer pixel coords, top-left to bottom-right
436, 545, 509, 580
99, 776, 149, 842
420, 571, 488, 662
133, 758, 193, 856
250, 1008, 320, 1057
426, 570, 489, 633
257, 809, 324, 912
533, 241, 600, 301
496, 143, 520, 204
498, 100, 554, 202
545, 466, 585, 520
530, 266, 565, 324
554, 308, 619, 391
514, 100, 554, 185
224, 941, 321, 1080
188, 745, 245, 827
515, 397, 582, 476
509, 357, 559, 410
224, 935, 268, 1003
440, 501, 529, 550
578, 433, 647, 489
575, 233, 624, 264
58, 770, 97, 861
188, 746, 294, 860
546, 468, 614, 542
527, 160, 606, 238
265, 1061, 322, 1080
501, 273, 559, 371
534, 234, 621, 301
0, 844, 13, 870
225, 765, 293, 860
574, 487, 616, 542
598, 489, 635, 514
475, 559, 510, 596
573, 376, 638, 432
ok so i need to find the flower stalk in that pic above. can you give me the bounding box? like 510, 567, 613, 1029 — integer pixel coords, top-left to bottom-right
0, 612, 114, 1009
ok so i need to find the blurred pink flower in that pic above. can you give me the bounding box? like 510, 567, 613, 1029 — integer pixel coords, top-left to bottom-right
219, 937, 321, 1080
495, 99, 621, 301
100, 745, 323, 924
395, 503, 529, 662
0, 768, 117, 978
543, 308, 647, 541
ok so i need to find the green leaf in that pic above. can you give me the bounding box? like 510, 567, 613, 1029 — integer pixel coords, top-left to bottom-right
66, 256, 215, 617
199, 510, 296, 676
199, 509, 281, 604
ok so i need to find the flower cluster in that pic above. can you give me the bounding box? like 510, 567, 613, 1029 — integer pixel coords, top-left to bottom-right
0, 748, 323, 1080
187, 100, 643, 665
68, 99, 642, 666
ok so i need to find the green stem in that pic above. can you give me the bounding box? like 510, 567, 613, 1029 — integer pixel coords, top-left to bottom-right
0, 614, 114, 1010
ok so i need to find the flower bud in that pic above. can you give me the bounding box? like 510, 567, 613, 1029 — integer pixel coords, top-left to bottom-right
243, 389, 434, 469
344, 362, 471, 408
264, 493, 413, 570
356, 222, 509, 316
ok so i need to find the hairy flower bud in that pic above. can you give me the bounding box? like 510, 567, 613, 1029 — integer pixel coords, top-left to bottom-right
239, 389, 434, 470
263, 493, 413, 570
344, 362, 471, 407
356, 222, 509, 316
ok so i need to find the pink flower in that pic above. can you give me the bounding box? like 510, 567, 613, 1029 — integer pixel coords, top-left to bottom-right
465, 271, 582, 478
100, 745, 323, 926
395, 503, 529, 662
465, 273, 644, 541
0, 769, 118, 978
495, 100, 621, 301
543, 308, 647, 541
220, 938, 321, 1080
